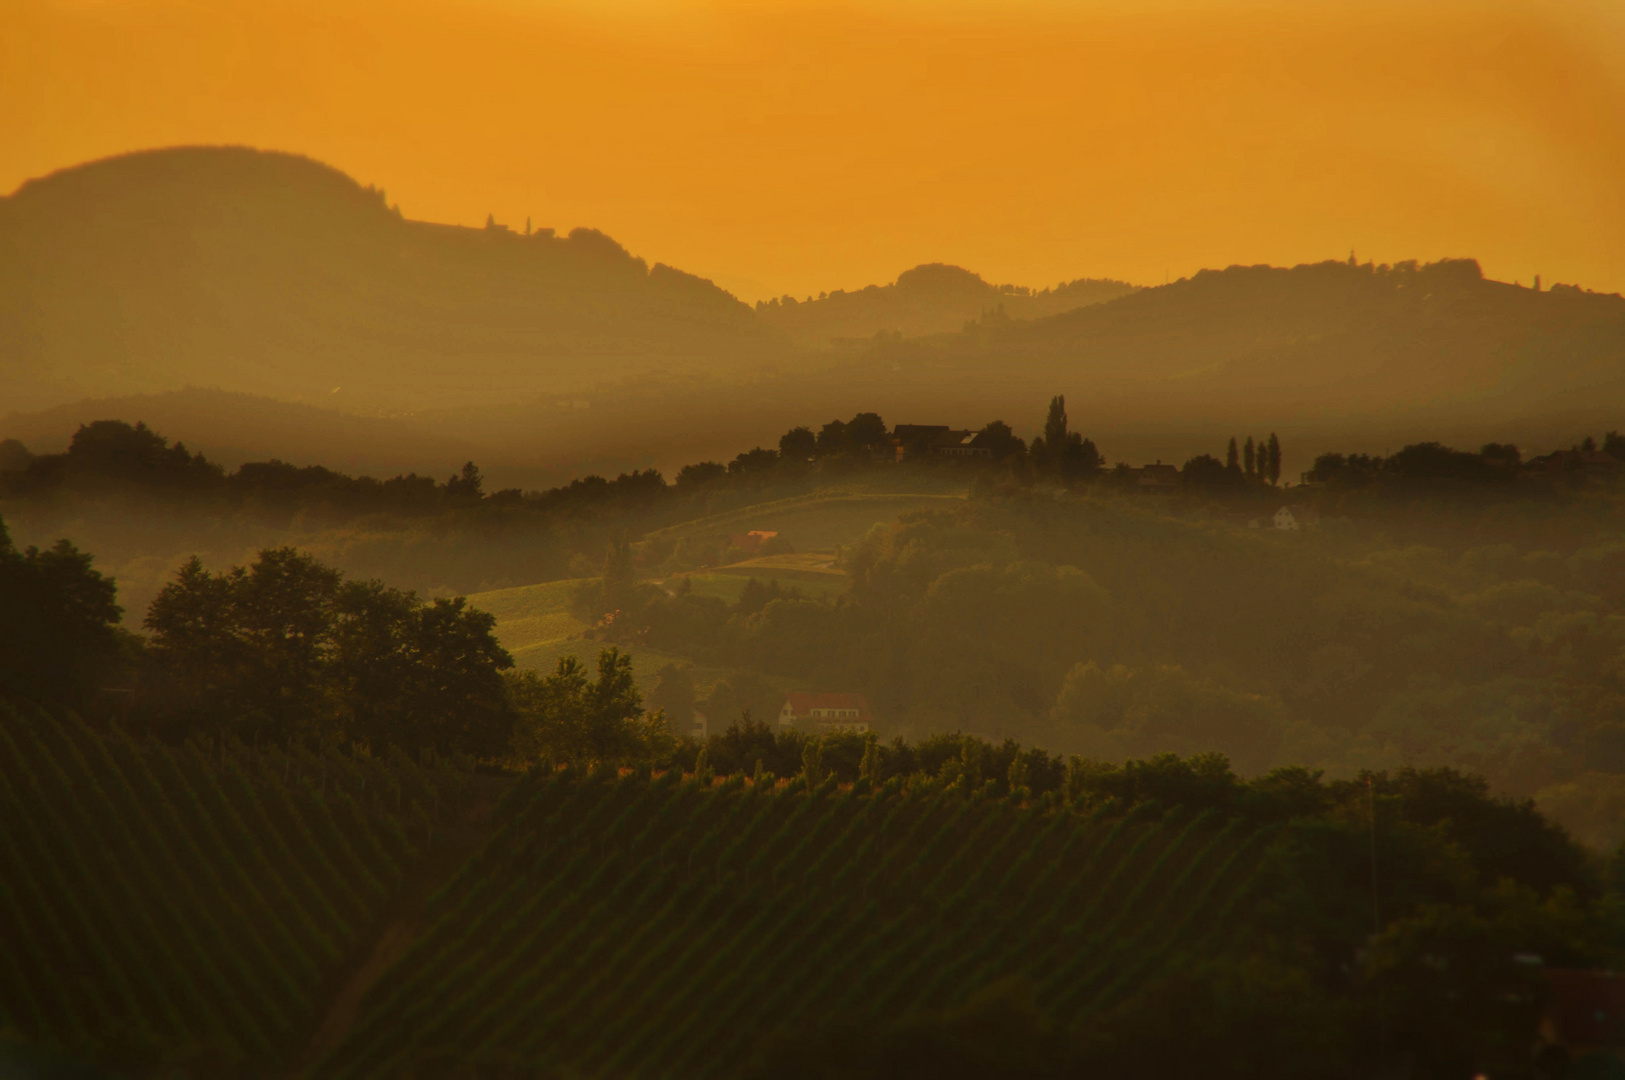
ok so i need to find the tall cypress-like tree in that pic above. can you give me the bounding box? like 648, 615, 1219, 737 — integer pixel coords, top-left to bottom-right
1244, 436, 1257, 478
801, 738, 826, 786
1043, 396, 1068, 470
1007, 753, 1029, 795
859, 735, 880, 783
1226, 437, 1241, 474
1266, 433, 1282, 485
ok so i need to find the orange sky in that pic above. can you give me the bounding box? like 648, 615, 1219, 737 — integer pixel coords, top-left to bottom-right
4, 0, 1623, 301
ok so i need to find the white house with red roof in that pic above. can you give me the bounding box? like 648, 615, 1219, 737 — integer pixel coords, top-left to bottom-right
778, 692, 873, 733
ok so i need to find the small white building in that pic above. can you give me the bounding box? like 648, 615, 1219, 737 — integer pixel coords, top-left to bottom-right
778, 692, 873, 733
1273, 506, 1319, 531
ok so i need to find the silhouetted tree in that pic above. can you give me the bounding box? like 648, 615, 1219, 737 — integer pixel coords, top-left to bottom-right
445, 461, 484, 502
676, 461, 727, 486
1244, 436, 1257, 478
801, 737, 826, 785
509, 647, 665, 764
0, 513, 124, 711
729, 448, 779, 476
1226, 437, 1241, 475
1266, 433, 1282, 485
1043, 396, 1068, 457
143, 546, 513, 752
816, 420, 848, 456
779, 426, 817, 461
0, 438, 33, 473
846, 412, 889, 451
974, 420, 1026, 461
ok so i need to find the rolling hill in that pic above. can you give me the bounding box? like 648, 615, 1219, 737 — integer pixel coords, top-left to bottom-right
0, 704, 1277, 1077
6, 147, 1622, 484
0, 146, 781, 415
755, 262, 1138, 349
863, 257, 1625, 433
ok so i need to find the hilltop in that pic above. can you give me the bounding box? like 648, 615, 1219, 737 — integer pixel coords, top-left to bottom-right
864, 257, 1625, 432
0, 146, 778, 414
755, 262, 1138, 348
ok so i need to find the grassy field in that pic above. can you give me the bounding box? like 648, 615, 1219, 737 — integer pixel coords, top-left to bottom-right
680, 562, 847, 606
463, 483, 925, 702
647, 488, 966, 553
464, 573, 818, 702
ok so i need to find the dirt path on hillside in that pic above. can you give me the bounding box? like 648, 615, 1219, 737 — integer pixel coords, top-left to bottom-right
294, 783, 503, 1074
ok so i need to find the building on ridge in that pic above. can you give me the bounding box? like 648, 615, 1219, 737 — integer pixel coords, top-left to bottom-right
891, 424, 993, 462
1137, 462, 1179, 490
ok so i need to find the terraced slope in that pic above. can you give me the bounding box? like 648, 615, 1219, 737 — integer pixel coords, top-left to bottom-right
318, 767, 1274, 1078
0, 702, 469, 1069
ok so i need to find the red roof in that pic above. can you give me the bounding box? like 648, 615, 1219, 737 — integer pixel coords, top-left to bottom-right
1545, 969, 1625, 1048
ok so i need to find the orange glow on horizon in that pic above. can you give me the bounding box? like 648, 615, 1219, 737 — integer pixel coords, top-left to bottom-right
3, 0, 1622, 301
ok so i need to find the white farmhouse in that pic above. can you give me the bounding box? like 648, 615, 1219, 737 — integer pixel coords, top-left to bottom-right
778, 692, 873, 733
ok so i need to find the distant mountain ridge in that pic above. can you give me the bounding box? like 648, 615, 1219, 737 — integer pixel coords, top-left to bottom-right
755, 262, 1139, 348
0, 146, 776, 414
864, 257, 1625, 428
6, 146, 1624, 482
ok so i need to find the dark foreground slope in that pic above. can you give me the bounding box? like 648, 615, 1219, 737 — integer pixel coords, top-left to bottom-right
0, 701, 472, 1072
2, 708, 1618, 1079
317, 765, 1269, 1078
0, 147, 779, 414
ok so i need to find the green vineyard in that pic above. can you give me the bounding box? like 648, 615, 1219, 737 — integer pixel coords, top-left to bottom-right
314, 765, 1275, 1078
0, 701, 471, 1071
0, 712, 1284, 1077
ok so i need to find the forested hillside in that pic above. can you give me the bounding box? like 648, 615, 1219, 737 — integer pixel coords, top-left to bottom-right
0, 147, 778, 414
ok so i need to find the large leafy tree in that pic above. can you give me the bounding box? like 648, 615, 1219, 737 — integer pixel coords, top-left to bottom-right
0, 512, 124, 710
509, 647, 671, 765
143, 546, 514, 753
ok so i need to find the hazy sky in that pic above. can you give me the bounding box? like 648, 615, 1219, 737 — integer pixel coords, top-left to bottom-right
4, 0, 1623, 301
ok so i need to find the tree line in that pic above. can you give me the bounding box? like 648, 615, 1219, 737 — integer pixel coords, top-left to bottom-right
1305, 432, 1625, 488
